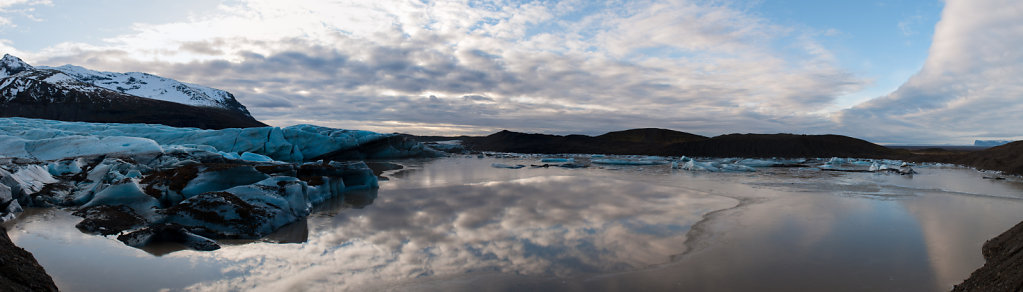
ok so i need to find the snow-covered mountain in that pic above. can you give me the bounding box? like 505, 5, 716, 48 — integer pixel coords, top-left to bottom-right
0, 54, 264, 129
41, 64, 252, 116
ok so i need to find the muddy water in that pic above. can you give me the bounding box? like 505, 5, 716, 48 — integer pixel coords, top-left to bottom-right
5, 157, 1023, 291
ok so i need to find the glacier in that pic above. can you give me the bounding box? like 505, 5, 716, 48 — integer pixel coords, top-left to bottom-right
0, 117, 441, 251
0, 117, 442, 162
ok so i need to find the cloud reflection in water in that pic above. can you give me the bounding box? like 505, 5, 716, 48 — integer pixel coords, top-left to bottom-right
184, 175, 737, 291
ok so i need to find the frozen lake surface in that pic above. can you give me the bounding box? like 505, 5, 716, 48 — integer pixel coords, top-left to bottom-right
6, 156, 1023, 291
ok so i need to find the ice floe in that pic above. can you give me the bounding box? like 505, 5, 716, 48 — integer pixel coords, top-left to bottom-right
492, 163, 526, 169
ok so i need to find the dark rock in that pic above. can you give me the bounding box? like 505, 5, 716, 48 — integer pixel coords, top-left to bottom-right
157, 191, 276, 239
0, 226, 58, 292
953, 220, 1023, 291
365, 162, 403, 178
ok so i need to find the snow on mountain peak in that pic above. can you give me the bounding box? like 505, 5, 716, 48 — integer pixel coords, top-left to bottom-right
0, 54, 253, 117
41, 64, 253, 116
0, 54, 33, 78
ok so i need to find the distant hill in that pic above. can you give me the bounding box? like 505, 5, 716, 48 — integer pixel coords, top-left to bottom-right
662, 133, 904, 158
975, 140, 1013, 147
0, 54, 265, 129
460, 129, 708, 155
953, 140, 1023, 175
596, 128, 707, 144
456, 129, 910, 158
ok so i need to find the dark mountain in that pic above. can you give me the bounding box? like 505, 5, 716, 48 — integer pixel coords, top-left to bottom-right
0, 54, 265, 129
662, 133, 904, 158
596, 128, 707, 144
459, 130, 905, 158
461, 128, 708, 155
950, 140, 1023, 175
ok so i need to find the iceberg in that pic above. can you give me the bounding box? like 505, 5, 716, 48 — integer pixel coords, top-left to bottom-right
540, 158, 575, 163
868, 161, 916, 175
492, 163, 526, 169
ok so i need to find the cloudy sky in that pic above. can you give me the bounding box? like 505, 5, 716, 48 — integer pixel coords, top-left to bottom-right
0, 0, 1019, 144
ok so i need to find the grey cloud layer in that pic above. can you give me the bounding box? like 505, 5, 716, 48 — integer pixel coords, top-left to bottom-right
26, 0, 863, 137
22, 0, 1020, 143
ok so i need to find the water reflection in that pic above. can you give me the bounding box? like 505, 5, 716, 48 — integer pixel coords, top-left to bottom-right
184, 175, 737, 291
6, 157, 1023, 291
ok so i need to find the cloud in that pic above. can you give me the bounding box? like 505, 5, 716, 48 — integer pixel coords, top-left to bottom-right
0, 0, 50, 29
837, 0, 1023, 144
15, 0, 865, 137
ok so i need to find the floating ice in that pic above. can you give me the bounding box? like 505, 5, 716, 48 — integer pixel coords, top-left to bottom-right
239, 152, 274, 162
675, 159, 755, 172
867, 161, 916, 175
592, 159, 666, 166
492, 163, 526, 169
425, 140, 465, 153
540, 158, 574, 163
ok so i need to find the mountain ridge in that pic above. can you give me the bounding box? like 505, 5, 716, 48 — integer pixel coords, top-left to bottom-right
456, 129, 906, 159
0, 54, 264, 129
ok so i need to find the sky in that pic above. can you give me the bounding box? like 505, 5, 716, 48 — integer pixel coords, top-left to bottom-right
0, 0, 1019, 144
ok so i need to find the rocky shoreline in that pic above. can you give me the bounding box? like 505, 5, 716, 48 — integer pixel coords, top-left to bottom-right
953, 220, 1023, 291
0, 226, 57, 292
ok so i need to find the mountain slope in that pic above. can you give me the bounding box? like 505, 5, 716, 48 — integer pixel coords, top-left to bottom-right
596, 128, 707, 144
461, 129, 708, 155
662, 133, 904, 158
0, 54, 265, 129
953, 140, 1023, 175
460, 130, 903, 158
43, 64, 253, 117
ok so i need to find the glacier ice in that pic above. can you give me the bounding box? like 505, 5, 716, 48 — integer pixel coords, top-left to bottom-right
0, 183, 20, 222
0, 117, 442, 162
0, 117, 432, 250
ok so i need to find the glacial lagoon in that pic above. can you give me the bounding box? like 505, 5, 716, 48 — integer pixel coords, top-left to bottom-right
5, 156, 1023, 291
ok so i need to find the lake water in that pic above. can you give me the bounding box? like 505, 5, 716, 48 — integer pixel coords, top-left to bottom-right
5, 156, 1023, 291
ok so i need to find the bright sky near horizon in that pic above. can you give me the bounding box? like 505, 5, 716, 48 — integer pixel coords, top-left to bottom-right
0, 0, 1019, 144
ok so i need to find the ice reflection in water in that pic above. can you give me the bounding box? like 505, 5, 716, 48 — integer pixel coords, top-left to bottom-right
5, 156, 1023, 291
